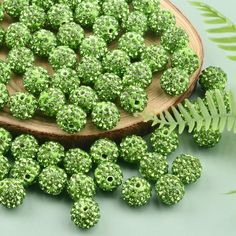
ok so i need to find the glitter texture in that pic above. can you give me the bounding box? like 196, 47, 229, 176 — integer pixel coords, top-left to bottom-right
31, 0, 56, 11
0, 128, 12, 154
0, 155, 10, 181
0, 60, 11, 84
0, 83, 9, 110
133, 0, 160, 15
3, 0, 30, 18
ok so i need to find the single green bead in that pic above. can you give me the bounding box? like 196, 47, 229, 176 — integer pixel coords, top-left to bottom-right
38, 88, 66, 117
120, 85, 148, 113
7, 47, 34, 74
57, 22, 84, 50
155, 174, 185, 205
69, 86, 98, 113
93, 15, 119, 43
0, 60, 11, 84
102, 49, 130, 77
0, 155, 10, 181
0, 4, 4, 21
3, 0, 30, 18
150, 127, 179, 156
30, 29, 57, 57
0, 178, 26, 208
94, 73, 122, 102
0, 128, 12, 154
160, 68, 190, 96
149, 9, 176, 35
199, 66, 227, 91
31, 0, 56, 11
193, 126, 221, 148
0, 83, 9, 110
139, 152, 168, 181
47, 4, 73, 29
58, 0, 82, 9
37, 141, 65, 168
171, 48, 199, 75
90, 138, 119, 165
122, 11, 148, 35
123, 62, 152, 89
122, 176, 152, 207
141, 45, 168, 72
56, 105, 87, 133
80, 35, 107, 60
52, 68, 80, 94
94, 162, 123, 191
49, 46, 77, 70
71, 198, 100, 229
23, 66, 51, 95
91, 102, 120, 130
5, 22, 31, 48
64, 148, 92, 175
133, 0, 160, 15
161, 26, 189, 53
0, 27, 4, 45
10, 158, 40, 186
11, 134, 39, 160
74, 1, 101, 27
172, 154, 202, 185
67, 173, 96, 201
120, 135, 147, 163
39, 166, 67, 195
102, 0, 129, 22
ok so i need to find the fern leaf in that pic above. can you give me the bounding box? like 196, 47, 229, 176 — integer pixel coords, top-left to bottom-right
210, 36, 236, 44
227, 55, 236, 61
207, 26, 236, 34
204, 18, 226, 24
218, 44, 236, 51
171, 106, 185, 134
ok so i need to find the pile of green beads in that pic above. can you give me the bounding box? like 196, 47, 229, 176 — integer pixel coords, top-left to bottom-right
133, 0, 160, 15
0, 128, 12, 154
0, 83, 9, 110
0, 60, 11, 84
0, 154, 10, 180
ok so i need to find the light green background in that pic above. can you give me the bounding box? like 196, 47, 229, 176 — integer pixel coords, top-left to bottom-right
1, 1, 236, 236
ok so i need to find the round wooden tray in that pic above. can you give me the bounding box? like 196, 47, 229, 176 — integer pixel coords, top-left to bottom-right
0, 0, 203, 147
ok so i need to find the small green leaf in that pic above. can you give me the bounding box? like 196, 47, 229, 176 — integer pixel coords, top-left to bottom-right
207, 26, 236, 33
227, 55, 236, 61
225, 189, 236, 195
204, 18, 226, 24
209, 36, 236, 43
218, 44, 236, 51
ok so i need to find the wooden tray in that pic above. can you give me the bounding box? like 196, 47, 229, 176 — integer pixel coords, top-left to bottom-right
0, 0, 203, 147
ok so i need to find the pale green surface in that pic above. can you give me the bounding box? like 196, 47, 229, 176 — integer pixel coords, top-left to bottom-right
1, 1, 236, 236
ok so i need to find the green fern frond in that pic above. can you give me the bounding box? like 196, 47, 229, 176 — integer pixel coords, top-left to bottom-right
189, 1, 236, 61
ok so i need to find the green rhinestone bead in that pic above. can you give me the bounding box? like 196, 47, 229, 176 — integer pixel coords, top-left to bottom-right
31, 0, 56, 11
10, 158, 40, 186
150, 127, 179, 156
49, 46, 77, 70
7, 47, 34, 74
122, 176, 152, 207
80, 35, 107, 60
161, 26, 189, 53
123, 62, 152, 89
93, 15, 119, 43
39, 166, 67, 195
38, 88, 66, 117
37, 141, 65, 168
149, 9, 176, 35
171, 48, 199, 75
3, 0, 30, 18
94, 73, 122, 101
30, 29, 57, 57
0, 83, 9, 110
52, 68, 80, 94
23, 66, 51, 95
67, 173, 96, 201
74, 1, 101, 27
11, 134, 39, 159
91, 102, 120, 130
58, 0, 81, 9
199, 66, 227, 91
0, 128, 12, 154
64, 148, 92, 175
122, 11, 148, 35
172, 154, 202, 185
0, 178, 26, 208
56, 105, 87, 133
120, 135, 148, 163
102, 0, 129, 22
95, 162, 123, 191
5, 22, 31, 48
155, 174, 185, 205
0, 60, 11, 84
102, 49, 130, 77
139, 152, 168, 181
47, 4, 73, 29
160, 68, 190, 96
19, 5, 46, 32
133, 0, 160, 15
57, 22, 84, 50
71, 198, 100, 229
120, 85, 148, 113
193, 126, 221, 148
118, 32, 145, 59
0, 27, 4, 45
69, 86, 98, 113
0, 5, 4, 21
0, 155, 10, 181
